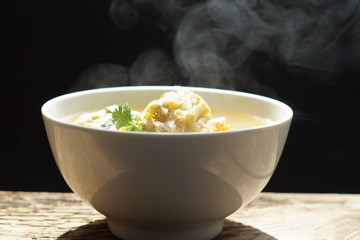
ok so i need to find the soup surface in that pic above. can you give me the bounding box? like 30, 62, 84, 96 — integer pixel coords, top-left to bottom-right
67, 89, 271, 132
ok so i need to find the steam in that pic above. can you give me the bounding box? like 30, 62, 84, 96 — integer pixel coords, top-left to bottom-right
109, 0, 194, 31
73, 0, 360, 95
129, 48, 182, 86
70, 64, 129, 91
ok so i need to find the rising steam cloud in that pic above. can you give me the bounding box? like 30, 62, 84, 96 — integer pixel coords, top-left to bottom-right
73, 0, 360, 96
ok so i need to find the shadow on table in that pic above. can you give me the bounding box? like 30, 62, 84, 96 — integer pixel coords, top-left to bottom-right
215, 219, 278, 239
57, 219, 118, 240
57, 219, 277, 240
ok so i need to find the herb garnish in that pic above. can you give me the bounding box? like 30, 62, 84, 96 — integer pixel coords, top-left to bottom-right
111, 103, 142, 131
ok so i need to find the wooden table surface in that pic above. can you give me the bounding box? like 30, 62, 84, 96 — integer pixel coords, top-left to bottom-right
0, 191, 359, 240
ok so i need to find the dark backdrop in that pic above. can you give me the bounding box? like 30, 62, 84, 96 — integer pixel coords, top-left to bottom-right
5, 0, 360, 193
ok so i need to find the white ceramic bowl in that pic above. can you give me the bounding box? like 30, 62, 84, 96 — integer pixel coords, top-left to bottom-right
41, 86, 292, 240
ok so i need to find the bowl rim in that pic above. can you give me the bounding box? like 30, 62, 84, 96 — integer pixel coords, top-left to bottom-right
41, 85, 293, 136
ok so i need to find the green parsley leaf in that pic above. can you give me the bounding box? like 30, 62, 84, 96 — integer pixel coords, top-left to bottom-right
111, 103, 142, 131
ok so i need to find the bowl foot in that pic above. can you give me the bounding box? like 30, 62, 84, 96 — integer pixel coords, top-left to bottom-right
107, 218, 224, 240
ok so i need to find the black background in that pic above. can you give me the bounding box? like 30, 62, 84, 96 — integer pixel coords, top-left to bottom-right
5, 0, 360, 193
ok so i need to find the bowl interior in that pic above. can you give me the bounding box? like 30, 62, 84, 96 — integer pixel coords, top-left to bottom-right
42, 86, 292, 130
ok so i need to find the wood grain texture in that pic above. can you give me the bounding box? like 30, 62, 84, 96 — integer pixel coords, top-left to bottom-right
0, 191, 359, 240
